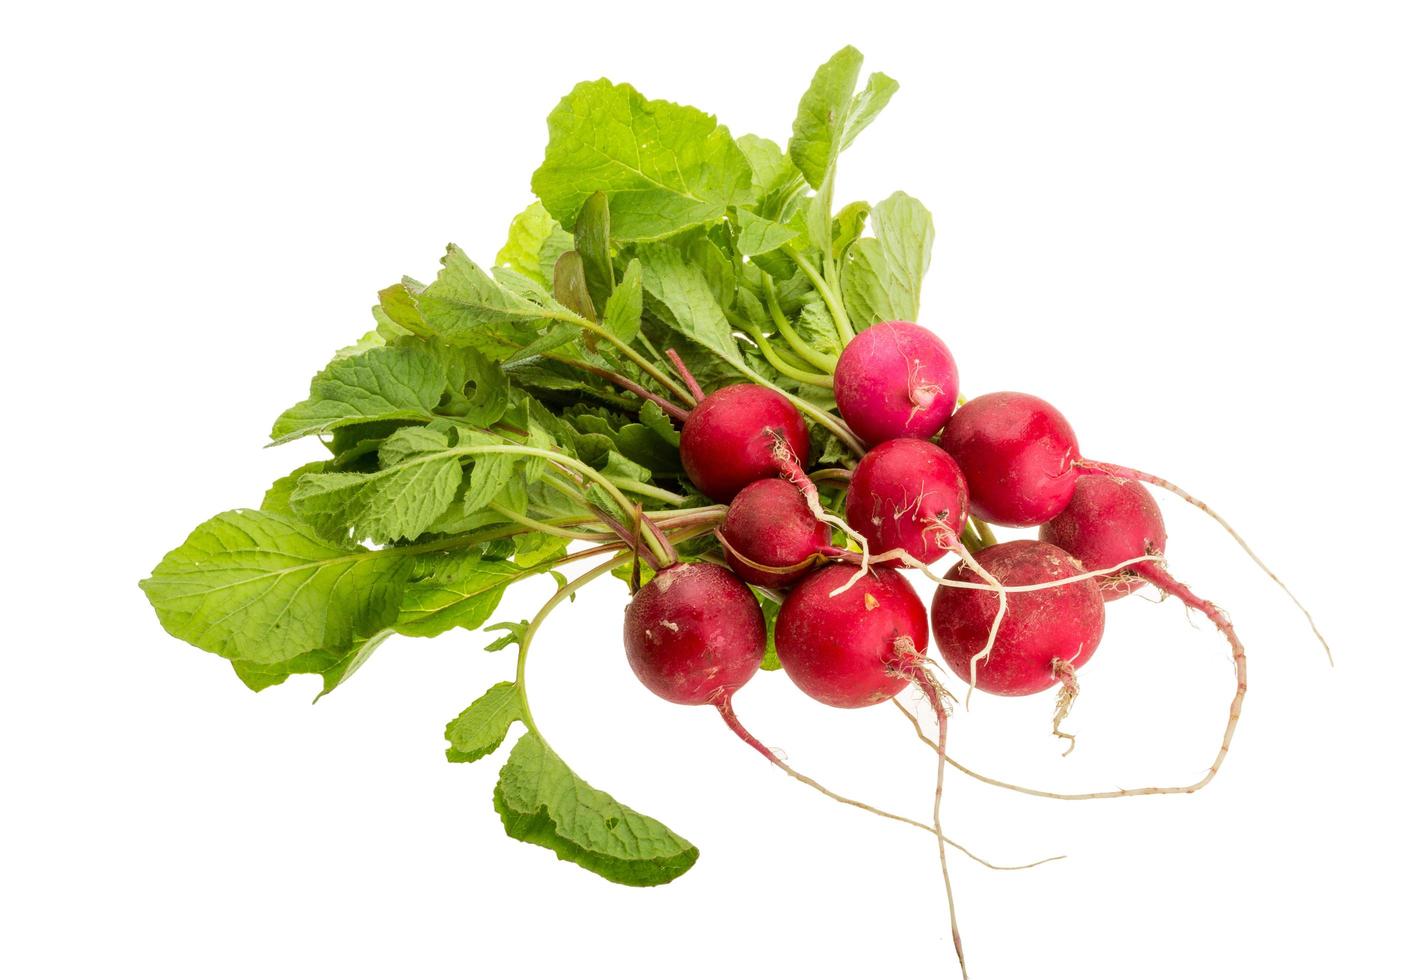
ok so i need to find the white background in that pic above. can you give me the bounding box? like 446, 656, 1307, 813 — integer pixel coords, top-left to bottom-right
3, 2, 1416, 978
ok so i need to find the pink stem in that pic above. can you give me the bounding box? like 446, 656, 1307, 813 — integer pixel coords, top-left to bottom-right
665, 348, 705, 402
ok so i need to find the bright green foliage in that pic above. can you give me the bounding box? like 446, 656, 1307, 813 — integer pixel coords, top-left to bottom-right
493, 731, 699, 886
140, 44, 934, 889
446, 682, 524, 762
533, 79, 754, 242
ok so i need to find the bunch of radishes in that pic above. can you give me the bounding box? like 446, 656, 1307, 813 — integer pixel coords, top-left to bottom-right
622, 319, 1325, 977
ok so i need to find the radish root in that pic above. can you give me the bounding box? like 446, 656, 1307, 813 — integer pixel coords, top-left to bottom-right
890, 561, 1248, 799
1077, 459, 1330, 665
713, 695, 1062, 872
1050, 657, 1080, 757
895, 638, 968, 980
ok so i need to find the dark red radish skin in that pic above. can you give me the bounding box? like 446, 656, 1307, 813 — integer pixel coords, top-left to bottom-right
834, 321, 960, 445
941, 392, 1080, 528
623, 562, 765, 706
1041, 475, 1166, 600
845, 438, 970, 566
932, 540, 1105, 697
719, 478, 830, 588
679, 384, 811, 503
775, 564, 927, 708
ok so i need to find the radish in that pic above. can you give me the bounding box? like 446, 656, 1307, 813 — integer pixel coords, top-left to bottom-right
833, 321, 959, 445
624, 561, 766, 706
942, 391, 1329, 659
679, 383, 811, 503
623, 556, 1036, 889
717, 478, 830, 588
774, 563, 927, 708
774, 559, 966, 971
940, 392, 1079, 528
844, 437, 969, 566
1036, 474, 1247, 786
932, 540, 1105, 750
1040, 474, 1165, 601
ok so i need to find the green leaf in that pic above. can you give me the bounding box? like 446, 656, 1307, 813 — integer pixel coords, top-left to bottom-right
532, 79, 754, 242
230, 648, 348, 693
445, 681, 524, 763
637, 400, 680, 447
789, 46, 863, 190
758, 592, 782, 671
638, 243, 745, 369
602, 258, 643, 343
735, 208, 798, 258
262, 462, 329, 517
140, 510, 410, 665
840, 192, 934, 329
416, 245, 553, 342
395, 552, 524, 638
552, 251, 598, 322
574, 192, 616, 313
497, 202, 572, 288
291, 426, 464, 543
493, 730, 699, 886
841, 71, 899, 151
270, 343, 444, 444
788, 48, 897, 192
737, 134, 796, 201
453, 348, 511, 428
376, 282, 432, 338
483, 620, 528, 652
832, 200, 871, 258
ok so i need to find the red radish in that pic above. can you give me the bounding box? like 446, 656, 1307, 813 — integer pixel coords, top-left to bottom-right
774, 564, 927, 708
932, 540, 1105, 708
844, 437, 970, 566
623, 556, 1012, 894
940, 392, 1079, 528
679, 384, 811, 503
775, 558, 966, 974
834, 321, 959, 445
942, 391, 1329, 658
623, 562, 765, 705
1040, 475, 1165, 601
1036, 474, 1247, 785
717, 478, 830, 588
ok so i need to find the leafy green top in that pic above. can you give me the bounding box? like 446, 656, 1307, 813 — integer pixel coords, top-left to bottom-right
140, 44, 932, 888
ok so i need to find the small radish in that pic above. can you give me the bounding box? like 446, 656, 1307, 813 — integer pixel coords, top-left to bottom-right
775, 558, 966, 973
623, 562, 765, 706
1040, 474, 1165, 601
679, 383, 811, 503
1038, 474, 1247, 786
834, 321, 959, 445
941, 391, 1328, 658
717, 478, 830, 588
844, 437, 969, 566
622, 555, 1009, 898
940, 392, 1079, 528
932, 540, 1105, 749
774, 564, 927, 708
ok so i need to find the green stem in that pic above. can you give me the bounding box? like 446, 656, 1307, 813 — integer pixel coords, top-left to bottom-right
733, 313, 834, 388
786, 247, 855, 350
489, 503, 611, 541
512, 524, 718, 735
548, 309, 696, 408
607, 477, 688, 505
971, 518, 998, 548
515, 555, 626, 738
761, 272, 839, 373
